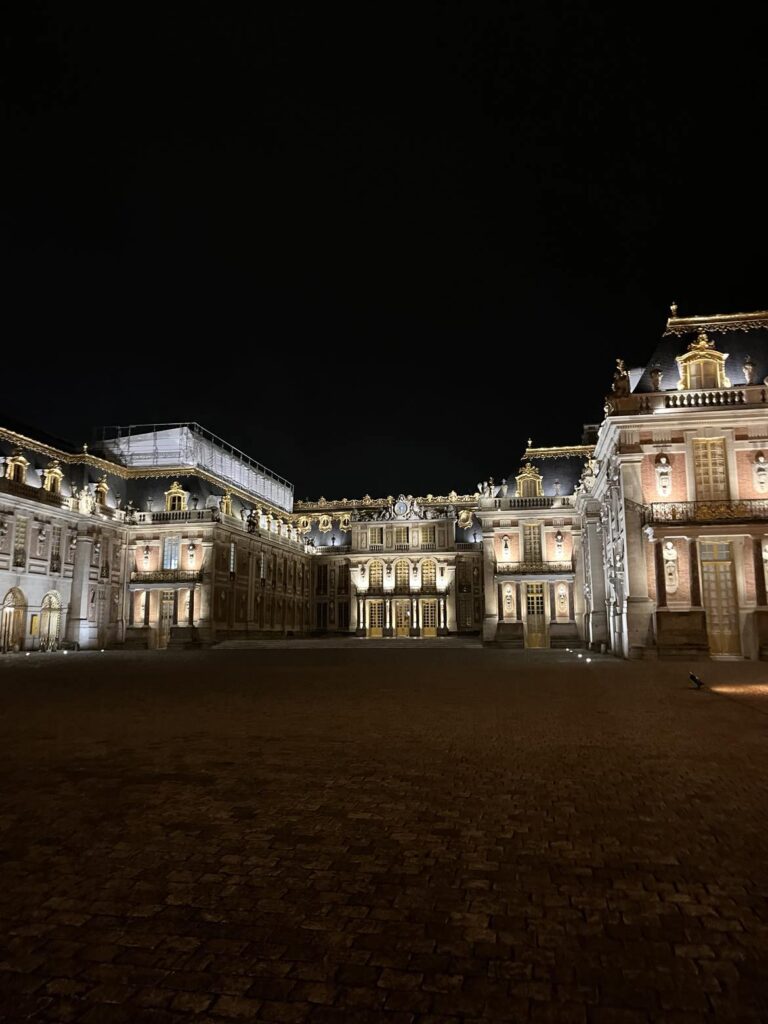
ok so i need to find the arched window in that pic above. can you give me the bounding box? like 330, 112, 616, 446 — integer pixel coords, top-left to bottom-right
421, 559, 436, 588
395, 559, 409, 588
40, 591, 61, 651
369, 560, 383, 588
1, 587, 26, 652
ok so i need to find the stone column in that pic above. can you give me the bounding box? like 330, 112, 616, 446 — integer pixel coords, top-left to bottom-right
410, 595, 420, 637
66, 529, 96, 649
584, 512, 607, 648
621, 460, 654, 658
481, 528, 498, 641
384, 597, 393, 637
753, 538, 766, 606
654, 540, 667, 608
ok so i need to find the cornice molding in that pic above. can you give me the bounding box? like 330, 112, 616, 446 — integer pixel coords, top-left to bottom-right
664, 310, 768, 336
524, 445, 596, 460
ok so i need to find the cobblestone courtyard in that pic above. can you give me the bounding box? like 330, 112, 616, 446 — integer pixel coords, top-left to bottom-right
1, 647, 767, 1023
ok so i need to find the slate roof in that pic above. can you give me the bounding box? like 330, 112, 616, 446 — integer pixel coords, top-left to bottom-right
633, 310, 768, 393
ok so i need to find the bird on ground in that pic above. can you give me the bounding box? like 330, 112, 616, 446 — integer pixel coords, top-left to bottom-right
689, 672, 704, 689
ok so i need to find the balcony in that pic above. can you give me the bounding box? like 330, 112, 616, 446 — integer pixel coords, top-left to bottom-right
130, 570, 204, 584
356, 583, 447, 596
644, 499, 768, 526
607, 383, 766, 416
497, 561, 574, 574
456, 541, 482, 551
479, 496, 573, 511
129, 508, 216, 524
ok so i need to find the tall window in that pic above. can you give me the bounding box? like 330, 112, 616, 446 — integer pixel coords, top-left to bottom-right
395, 559, 409, 588
523, 524, 542, 563
315, 564, 328, 595
370, 527, 383, 546
394, 527, 409, 548
163, 536, 180, 569
688, 360, 719, 389
369, 560, 384, 588
421, 525, 436, 546
421, 559, 437, 587
694, 439, 728, 500
229, 541, 236, 575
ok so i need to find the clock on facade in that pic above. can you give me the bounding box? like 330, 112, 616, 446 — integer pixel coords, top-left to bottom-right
394, 499, 409, 517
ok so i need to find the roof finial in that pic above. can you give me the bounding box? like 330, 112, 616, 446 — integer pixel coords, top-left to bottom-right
527, 437, 533, 449
670, 300, 678, 318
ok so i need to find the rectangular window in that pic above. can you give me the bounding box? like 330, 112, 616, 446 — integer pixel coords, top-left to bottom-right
395, 526, 409, 549
315, 564, 328, 595
421, 526, 436, 547
229, 541, 236, 575
163, 536, 180, 569
693, 439, 728, 500
689, 361, 719, 389
523, 524, 542, 564
51, 526, 62, 572
337, 565, 349, 594
370, 527, 383, 547
13, 517, 27, 567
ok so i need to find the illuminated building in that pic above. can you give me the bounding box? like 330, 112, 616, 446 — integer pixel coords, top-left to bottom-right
578, 308, 768, 660
1, 307, 766, 658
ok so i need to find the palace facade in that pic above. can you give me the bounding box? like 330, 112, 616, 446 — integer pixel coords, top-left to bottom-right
2, 307, 767, 659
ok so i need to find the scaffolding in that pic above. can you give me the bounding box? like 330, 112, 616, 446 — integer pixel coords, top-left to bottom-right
95, 422, 294, 512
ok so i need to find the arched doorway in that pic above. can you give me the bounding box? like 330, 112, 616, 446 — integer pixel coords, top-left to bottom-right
1, 588, 26, 652
39, 591, 62, 651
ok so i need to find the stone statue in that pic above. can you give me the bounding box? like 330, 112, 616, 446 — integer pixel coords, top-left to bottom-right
649, 365, 663, 391
612, 358, 630, 398
500, 478, 508, 497
754, 452, 768, 494
655, 454, 672, 497
743, 355, 756, 384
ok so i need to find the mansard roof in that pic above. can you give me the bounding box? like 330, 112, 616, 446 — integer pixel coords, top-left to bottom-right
633, 309, 768, 393
512, 444, 594, 497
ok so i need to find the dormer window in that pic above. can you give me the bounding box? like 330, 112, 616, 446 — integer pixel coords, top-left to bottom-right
676, 332, 731, 391
164, 481, 187, 512
42, 460, 64, 495
515, 462, 543, 498
95, 475, 109, 506
6, 451, 29, 485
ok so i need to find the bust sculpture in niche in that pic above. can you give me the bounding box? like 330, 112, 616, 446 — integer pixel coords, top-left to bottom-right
663, 540, 679, 594
753, 452, 768, 494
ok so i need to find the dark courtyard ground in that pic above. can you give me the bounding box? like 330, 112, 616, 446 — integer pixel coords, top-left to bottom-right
1, 647, 768, 1023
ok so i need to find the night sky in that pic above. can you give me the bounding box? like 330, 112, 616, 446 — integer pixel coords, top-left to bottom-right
3, 4, 765, 501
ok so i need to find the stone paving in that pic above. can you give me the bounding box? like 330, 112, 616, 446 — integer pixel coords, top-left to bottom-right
1, 648, 768, 1023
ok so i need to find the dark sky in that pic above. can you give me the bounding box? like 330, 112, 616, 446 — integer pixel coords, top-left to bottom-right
3, 4, 766, 500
